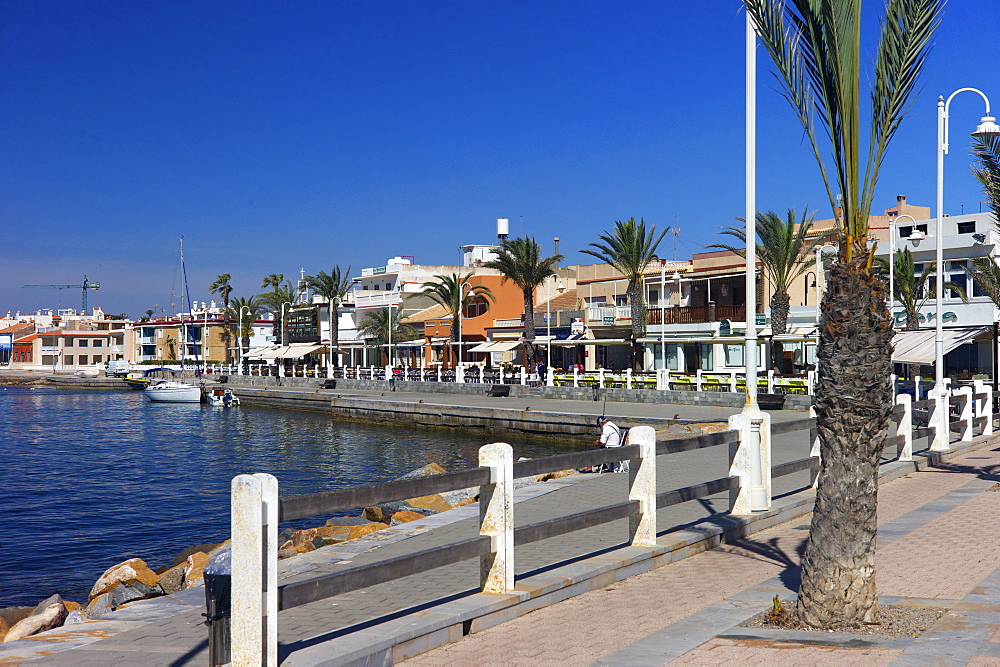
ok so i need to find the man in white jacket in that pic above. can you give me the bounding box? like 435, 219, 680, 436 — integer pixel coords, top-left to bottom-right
595, 415, 627, 473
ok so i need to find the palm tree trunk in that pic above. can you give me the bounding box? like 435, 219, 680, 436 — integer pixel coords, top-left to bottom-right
797, 259, 893, 627
905, 315, 920, 380
770, 291, 791, 373
523, 288, 537, 368
628, 281, 645, 370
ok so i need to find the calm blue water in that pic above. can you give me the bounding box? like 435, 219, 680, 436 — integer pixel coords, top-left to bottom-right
0, 386, 585, 608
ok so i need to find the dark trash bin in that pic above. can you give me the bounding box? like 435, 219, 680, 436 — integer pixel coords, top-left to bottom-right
203, 548, 232, 666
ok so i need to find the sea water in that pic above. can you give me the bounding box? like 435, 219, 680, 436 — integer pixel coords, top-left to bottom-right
0, 386, 585, 607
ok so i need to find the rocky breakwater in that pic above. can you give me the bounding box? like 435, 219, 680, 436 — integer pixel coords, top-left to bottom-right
0, 461, 580, 644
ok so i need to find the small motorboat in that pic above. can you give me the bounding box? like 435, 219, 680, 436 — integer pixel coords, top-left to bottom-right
123, 377, 154, 391
208, 387, 240, 407
144, 380, 202, 403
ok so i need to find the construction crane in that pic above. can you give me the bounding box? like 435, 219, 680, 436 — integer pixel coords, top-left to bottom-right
22, 275, 101, 314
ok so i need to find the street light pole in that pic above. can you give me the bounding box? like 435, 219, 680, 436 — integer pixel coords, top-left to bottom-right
660, 259, 666, 369
545, 274, 565, 387
280, 302, 292, 346
932, 88, 1000, 451
239, 305, 251, 372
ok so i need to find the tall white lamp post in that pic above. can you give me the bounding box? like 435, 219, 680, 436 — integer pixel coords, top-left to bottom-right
456, 281, 472, 382
932, 88, 1000, 451
660, 259, 667, 369
239, 305, 251, 373
740, 12, 768, 512
546, 274, 566, 386
887, 214, 917, 311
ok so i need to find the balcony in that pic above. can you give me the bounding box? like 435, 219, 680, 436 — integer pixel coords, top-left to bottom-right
354, 292, 403, 308
586, 306, 632, 322
493, 318, 523, 328
647, 304, 746, 325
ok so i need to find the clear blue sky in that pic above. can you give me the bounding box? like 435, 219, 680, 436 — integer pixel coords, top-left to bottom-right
1, 1, 995, 318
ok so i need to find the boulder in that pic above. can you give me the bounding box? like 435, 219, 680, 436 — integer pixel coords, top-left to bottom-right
153, 565, 169, 576
63, 610, 87, 626
0, 615, 8, 642
3, 602, 66, 643
172, 543, 219, 568
85, 593, 114, 618
441, 486, 478, 506
452, 497, 477, 508
397, 462, 447, 479
31, 594, 66, 616
110, 581, 161, 608
277, 547, 299, 560
89, 558, 160, 601
0, 607, 33, 629
289, 529, 318, 547
157, 563, 187, 595
533, 469, 576, 482
325, 516, 370, 527
405, 494, 452, 513
315, 525, 352, 538
390, 510, 427, 525
278, 528, 296, 544
184, 552, 211, 588
363, 501, 410, 522
310, 536, 327, 550
346, 523, 389, 541
208, 540, 231, 558
64, 600, 83, 614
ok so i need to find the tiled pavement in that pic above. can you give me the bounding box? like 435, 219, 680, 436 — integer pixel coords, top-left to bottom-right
406, 441, 1000, 665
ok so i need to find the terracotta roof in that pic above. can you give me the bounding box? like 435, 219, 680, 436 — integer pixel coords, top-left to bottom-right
0, 323, 34, 335
402, 304, 450, 324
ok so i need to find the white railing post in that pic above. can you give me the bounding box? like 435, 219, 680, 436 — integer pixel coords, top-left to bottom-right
456, 364, 465, 384
914, 375, 921, 401
231, 473, 278, 667
478, 443, 514, 594
520, 366, 527, 386
625, 368, 633, 389
957, 386, 973, 442
806, 370, 815, 396
730, 370, 738, 393
573, 367, 579, 388
975, 380, 993, 436
895, 393, 913, 462
627, 426, 657, 547
929, 386, 950, 452
766, 369, 775, 394
695, 369, 703, 392
808, 405, 821, 488
727, 410, 772, 515
598, 368, 605, 387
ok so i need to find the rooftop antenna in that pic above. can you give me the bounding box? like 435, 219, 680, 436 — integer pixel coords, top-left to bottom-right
554, 237, 560, 266
519, 215, 523, 236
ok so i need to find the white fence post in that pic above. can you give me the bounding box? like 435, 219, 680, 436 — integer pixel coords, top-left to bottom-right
766, 369, 774, 394
520, 367, 527, 386
231, 473, 278, 667
929, 386, 950, 452
627, 426, 657, 547
975, 380, 993, 436
479, 443, 514, 594
625, 368, 633, 389
895, 393, 913, 462
695, 369, 702, 392
806, 370, 815, 396
728, 410, 772, 515
731, 370, 738, 393
573, 367, 580, 388
598, 368, 605, 387
957, 385, 973, 442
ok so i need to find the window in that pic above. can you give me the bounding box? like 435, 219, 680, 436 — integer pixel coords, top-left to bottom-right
917, 224, 928, 234
958, 221, 976, 234
948, 261, 969, 299
666, 344, 678, 370
78, 355, 87, 365
725, 344, 744, 367
699, 343, 714, 371
78, 339, 89, 347
93, 339, 103, 347
899, 226, 913, 238
64, 355, 74, 365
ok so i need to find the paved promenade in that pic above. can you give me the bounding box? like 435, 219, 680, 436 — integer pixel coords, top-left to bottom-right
407, 441, 1000, 665
2, 387, 994, 664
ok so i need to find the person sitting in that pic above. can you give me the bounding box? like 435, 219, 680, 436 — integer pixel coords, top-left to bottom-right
593, 415, 627, 473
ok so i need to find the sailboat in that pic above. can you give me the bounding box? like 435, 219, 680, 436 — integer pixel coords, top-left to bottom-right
146, 238, 204, 404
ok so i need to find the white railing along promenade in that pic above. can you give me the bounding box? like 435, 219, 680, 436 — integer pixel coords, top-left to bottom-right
227, 381, 993, 664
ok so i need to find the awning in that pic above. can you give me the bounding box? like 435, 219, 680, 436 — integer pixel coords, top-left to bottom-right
247, 343, 326, 360
468, 341, 521, 353
892, 327, 988, 364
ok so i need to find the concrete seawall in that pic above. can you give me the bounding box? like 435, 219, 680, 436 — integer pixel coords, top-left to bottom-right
227, 376, 812, 410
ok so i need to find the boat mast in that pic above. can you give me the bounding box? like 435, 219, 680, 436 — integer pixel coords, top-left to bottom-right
179, 237, 202, 377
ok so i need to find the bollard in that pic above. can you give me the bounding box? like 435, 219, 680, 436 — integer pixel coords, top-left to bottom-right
204, 549, 232, 667
627, 426, 657, 547
895, 393, 913, 462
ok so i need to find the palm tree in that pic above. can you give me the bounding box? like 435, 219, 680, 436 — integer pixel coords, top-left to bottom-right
209, 273, 234, 364
261, 274, 284, 291
412, 272, 495, 366
581, 217, 668, 370
878, 248, 967, 331
356, 308, 418, 366
258, 282, 297, 345
227, 296, 263, 369
483, 237, 563, 368
305, 266, 353, 368
968, 136, 1000, 304
710, 209, 821, 371
745, 0, 942, 627
165, 335, 176, 361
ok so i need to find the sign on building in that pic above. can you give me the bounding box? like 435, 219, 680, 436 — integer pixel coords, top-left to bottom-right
602, 316, 615, 326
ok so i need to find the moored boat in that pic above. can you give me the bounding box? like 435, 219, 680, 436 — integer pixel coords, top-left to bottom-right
144, 380, 202, 403
208, 387, 239, 407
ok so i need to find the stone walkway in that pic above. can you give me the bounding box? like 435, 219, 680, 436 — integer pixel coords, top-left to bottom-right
406, 442, 1000, 665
